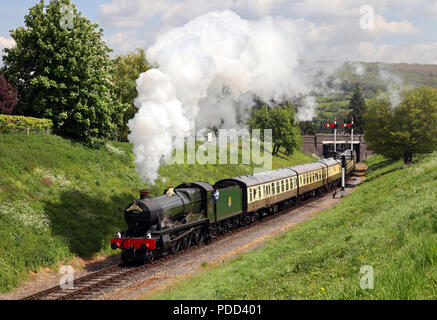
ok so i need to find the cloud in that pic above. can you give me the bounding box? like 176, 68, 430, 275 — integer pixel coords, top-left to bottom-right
357, 42, 437, 64
0, 36, 15, 66
99, 0, 172, 27
103, 31, 149, 56
98, 0, 432, 64
371, 15, 421, 35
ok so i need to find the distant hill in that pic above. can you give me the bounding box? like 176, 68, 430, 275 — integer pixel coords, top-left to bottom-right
309, 61, 437, 132
331, 61, 437, 97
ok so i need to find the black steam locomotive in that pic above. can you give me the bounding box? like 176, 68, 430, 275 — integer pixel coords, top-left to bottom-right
111, 151, 356, 263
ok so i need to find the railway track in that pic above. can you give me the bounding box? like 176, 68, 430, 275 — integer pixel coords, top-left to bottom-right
22, 177, 359, 300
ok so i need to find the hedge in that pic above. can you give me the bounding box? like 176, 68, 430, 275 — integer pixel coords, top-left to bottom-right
0, 115, 53, 134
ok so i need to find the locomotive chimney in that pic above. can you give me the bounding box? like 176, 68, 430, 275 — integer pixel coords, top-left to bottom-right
140, 189, 150, 200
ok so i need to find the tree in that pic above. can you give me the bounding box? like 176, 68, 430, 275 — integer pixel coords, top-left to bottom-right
348, 83, 367, 133
364, 86, 437, 164
299, 121, 316, 135
0, 77, 18, 115
1, 0, 124, 144
113, 49, 152, 140
249, 103, 302, 156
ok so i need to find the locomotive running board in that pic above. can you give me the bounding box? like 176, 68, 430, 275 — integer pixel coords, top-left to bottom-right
150, 218, 208, 237
171, 228, 194, 242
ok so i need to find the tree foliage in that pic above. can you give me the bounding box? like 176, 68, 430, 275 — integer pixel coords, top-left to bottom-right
348, 82, 367, 133
113, 49, 151, 140
364, 86, 437, 164
1, 0, 124, 145
0, 77, 18, 115
299, 121, 316, 135
249, 103, 302, 156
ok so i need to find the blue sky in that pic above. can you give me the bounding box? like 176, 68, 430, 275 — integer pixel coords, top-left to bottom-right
1, 0, 437, 64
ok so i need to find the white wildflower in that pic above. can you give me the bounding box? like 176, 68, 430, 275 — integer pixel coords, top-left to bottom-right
34, 168, 72, 188
0, 200, 50, 232
105, 143, 125, 156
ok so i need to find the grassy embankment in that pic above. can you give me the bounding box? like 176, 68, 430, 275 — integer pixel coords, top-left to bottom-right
148, 153, 437, 300
0, 133, 315, 293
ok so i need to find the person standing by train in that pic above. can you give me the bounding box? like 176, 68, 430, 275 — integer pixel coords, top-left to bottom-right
213, 187, 220, 202
212, 187, 220, 213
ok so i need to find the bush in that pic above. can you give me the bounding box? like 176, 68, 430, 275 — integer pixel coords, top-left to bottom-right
0, 115, 53, 134
0, 77, 18, 115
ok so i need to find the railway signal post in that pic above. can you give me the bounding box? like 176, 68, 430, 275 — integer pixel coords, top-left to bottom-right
324, 118, 338, 154
341, 118, 355, 153
335, 151, 353, 197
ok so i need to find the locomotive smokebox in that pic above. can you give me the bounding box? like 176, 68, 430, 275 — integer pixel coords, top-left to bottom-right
140, 189, 151, 199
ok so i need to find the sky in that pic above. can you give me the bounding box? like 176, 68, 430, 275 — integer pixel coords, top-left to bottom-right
1, 0, 437, 65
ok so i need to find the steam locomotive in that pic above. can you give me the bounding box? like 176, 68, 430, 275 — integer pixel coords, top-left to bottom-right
111, 151, 356, 263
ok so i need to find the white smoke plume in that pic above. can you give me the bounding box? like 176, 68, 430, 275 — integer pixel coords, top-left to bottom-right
378, 68, 405, 107
297, 96, 318, 121
129, 10, 319, 183
354, 63, 365, 76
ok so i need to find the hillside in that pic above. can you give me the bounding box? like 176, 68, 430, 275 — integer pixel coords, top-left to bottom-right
311, 61, 437, 132
148, 152, 437, 300
0, 133, 316, 293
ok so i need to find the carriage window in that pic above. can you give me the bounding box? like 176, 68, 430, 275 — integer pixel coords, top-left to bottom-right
272, 183, 275, 195
263, 185, 266, 197
287, 179, 290, 190
249, 189, 253, 202
253, 188, 257, 199
276, 182, 280, 193
258, 186, 261, 199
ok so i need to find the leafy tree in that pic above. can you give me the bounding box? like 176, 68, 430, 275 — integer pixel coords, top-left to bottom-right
113, 49, 151, 140
1, 0, 124, 144
299, 121, 316, 135
348, 83, 367, 133
364, 86, 437, 164
0, 77, 18, 115
249, 103, 301, 156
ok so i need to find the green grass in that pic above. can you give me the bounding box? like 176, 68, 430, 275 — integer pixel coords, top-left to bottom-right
0, 133, 315, 293
148, 153, 437, 300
